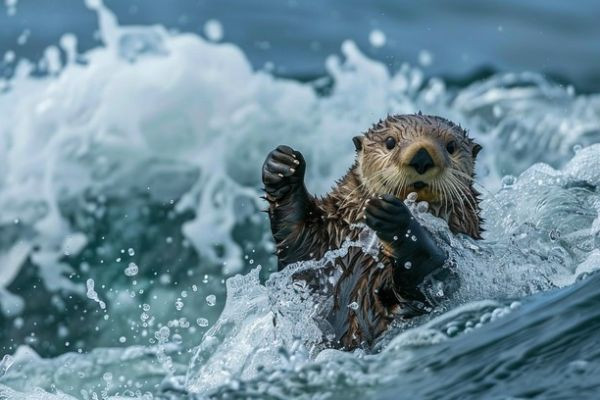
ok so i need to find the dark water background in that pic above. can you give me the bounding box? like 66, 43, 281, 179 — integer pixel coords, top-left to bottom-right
2, 0, 600, 90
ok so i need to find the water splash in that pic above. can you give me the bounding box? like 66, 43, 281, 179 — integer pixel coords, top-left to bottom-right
0, 0, 599, 398
85, 279, 106, 310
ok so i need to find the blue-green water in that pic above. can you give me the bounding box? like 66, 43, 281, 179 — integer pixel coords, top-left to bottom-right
1, 1, 600, 399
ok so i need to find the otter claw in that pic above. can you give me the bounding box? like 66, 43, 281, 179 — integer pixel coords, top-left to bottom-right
262, 145, 306, 198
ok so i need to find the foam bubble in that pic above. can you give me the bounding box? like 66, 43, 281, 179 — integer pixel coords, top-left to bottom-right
204, 19, 224, 42
369, 29, 386, 48
86, 279, 106, 310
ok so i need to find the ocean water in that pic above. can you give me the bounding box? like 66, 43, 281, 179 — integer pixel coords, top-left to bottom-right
1, 1, 600, 399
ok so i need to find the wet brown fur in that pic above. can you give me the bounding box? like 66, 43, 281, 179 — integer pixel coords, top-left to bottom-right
265, 114, 482, 349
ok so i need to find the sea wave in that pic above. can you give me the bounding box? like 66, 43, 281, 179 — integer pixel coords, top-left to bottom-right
0, 0, 599, 398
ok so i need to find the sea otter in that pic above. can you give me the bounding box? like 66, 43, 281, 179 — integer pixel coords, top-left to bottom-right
262, 113, 482, 350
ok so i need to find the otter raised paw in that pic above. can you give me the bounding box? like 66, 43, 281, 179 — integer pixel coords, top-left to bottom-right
365, 194, 446, 304
262, 145, 305, 198
262, 145, 324, 267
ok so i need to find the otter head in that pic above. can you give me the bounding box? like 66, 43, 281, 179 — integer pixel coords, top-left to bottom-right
353, 114, 482, 238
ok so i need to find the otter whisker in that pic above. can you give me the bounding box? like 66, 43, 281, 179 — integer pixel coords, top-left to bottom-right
439, 179, 450, 216
440, 176, 461, 219
450, 169, 476, 184
434, 177, 448, 214
446, 175, 478, 227
439, 179, 454, 219
447, 174, 478, 216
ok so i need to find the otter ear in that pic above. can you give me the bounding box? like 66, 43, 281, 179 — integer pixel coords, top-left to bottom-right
352, 136, 363, 152
472, 142, 482, 158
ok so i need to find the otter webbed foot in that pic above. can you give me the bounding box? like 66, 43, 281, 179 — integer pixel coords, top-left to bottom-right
262, 145, 306, 199
364, 194, 447, 303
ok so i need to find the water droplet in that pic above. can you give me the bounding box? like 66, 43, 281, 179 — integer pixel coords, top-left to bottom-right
418, 49, 433, 66
406, 192, 418, 202
404, 261, 412, 270
206, 294, 216, 307
573, 144, 583, 154
119, 336, 126, 343
86, 279, 106, 310
172, 334, 183, 345
549, 229, 561, 241
124, 262, 138, 277
179, 317, 190, 328
175, 298, 184, 311
196, 318, 209, 327
416, 201, 429, 213
393, 235, 398, 241
501, 175, 516, 188
127, 248, 135, 256
368, 29, 386, 48
204, 19, 224, 42
142, 304, 151, 312
155, 326, 170, 341
411, 235, 417, 242
446, 326, 459, 336
348, 301, 359, 310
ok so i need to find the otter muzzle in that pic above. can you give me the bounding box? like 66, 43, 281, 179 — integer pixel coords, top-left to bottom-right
409, 148, 435, 174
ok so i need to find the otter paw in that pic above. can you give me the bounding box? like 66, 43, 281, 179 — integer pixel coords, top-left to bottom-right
364, 194, 411, 242
262, 145, 306, 197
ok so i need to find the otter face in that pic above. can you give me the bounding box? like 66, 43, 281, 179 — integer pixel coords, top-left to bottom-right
354, 114, 481, 224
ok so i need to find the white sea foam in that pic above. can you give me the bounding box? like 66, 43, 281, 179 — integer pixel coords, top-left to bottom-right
0, 0, 598, 311
0, 0, 599, 398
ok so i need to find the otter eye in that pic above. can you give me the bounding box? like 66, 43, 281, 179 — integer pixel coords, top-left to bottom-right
385, 137, 396, 150
446, 141, 456, 154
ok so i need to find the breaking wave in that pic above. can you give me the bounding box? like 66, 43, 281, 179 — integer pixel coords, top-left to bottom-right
0, 1, 599, 398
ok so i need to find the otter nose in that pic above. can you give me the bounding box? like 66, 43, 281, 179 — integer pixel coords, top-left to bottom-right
409, 148, 435, 174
